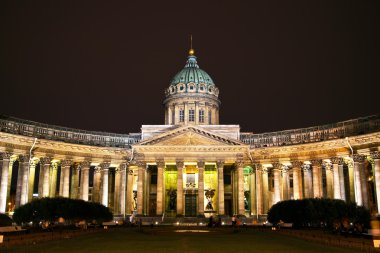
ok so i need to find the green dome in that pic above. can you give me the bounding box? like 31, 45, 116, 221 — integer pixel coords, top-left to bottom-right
170, 55, 215, 86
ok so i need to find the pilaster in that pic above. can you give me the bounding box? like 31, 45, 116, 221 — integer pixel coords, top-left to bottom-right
197, 160, 205, 216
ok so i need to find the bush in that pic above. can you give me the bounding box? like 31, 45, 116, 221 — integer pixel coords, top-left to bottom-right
0, 213, 13, 227
12, 197, 113, 225
267, 198, 370, 229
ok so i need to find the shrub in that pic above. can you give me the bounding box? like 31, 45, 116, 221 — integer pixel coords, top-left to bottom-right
267, 198, 370, 229
12, 197, 113, 225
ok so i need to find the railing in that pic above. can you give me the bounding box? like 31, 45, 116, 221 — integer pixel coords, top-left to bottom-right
0, 115, 141, 148
1, 114, 379, 149
240, 115, 380, 148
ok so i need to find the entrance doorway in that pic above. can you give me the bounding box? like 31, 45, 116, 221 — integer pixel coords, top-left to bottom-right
185, 194, 197, 217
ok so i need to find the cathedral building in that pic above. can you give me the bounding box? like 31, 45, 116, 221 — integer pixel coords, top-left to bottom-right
0, 48, 379, 219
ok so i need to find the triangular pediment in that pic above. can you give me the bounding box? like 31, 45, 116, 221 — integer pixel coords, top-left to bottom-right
137, 126, 245, 146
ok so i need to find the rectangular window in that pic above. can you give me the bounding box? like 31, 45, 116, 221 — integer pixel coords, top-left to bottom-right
199, 110, 204, 123
189, 109, 195, 122
172, 111, 175, 124
179, 109, 184, 122
208, 110, 212, 124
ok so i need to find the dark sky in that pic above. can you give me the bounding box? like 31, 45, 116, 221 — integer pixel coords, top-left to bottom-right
0, 1, 378, 134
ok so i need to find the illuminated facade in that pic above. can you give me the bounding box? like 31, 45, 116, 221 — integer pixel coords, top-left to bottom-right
0, 48, 380, 219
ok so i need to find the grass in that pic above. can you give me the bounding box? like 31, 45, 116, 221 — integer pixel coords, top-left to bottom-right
2, 227, 363, 253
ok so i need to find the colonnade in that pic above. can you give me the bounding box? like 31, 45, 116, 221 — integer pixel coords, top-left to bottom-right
1, 151, 380, 217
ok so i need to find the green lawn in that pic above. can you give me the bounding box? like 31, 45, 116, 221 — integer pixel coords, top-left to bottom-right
3, 228, 363, 253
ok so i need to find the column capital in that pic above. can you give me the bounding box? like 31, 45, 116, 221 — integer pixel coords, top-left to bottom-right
80, 160, 91, 168
100, 162, 111, 170
331, 157, 344, 165
255, 163, 263, 171
353, 154, 365, 163
136, 161, 146, 168
302, 164, 311, 171
40, 157, 52, 166
0, 152, 11, 160
371, 151, 380, 160
216, 160, 224, 168
18, 154, 30, 163
176, 160, 184, 168
272, 162, 283, 170
94, 166, 101, 173
197, 160, 205, 168
291, 160, 303, 168
156, 159, 165, 168
310, 159, 322, 167
61, 159, 72, 167
119, 163, 127, 171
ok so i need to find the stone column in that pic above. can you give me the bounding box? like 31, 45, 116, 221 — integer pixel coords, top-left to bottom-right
71, 165, 80, 199
126, 168, 134, 214
282, 166, 290, 200
18, 155, 30, 206
59, 165, 64, 197
331, 157, 343, 200
0, 152, 11, 213
352, 154, 364, 206
291, 161, 303, 200
156, 159, 164, 215
262, 168, 269, 213
256, 164, 263, 215
250, 168, 256, 216
325, 163, 334, 199
137, 162, 146, 215
338, 162, 346, 201
100, 162, 110, 207
236, 159, 245, 215
353, 154, 368, 208
272, 163, 282, 204
61, 160, 71, 198
114, 168, 121, 214
49, 162, 58, 198
80, 161, 90, 201
93, 166, 101, 203
347, 159, 355, 202
311, 160, 323, 198
176, 160, 184, 216
39, 157, 51, 197
197, 160, 205, 216
217, 160, 225, 215
119, 164, 127, 217
28, 159, 38, 201
303, 165, 312, 198
371, 152, 380, 213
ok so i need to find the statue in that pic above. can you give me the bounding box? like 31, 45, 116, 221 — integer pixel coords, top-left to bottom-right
133, 190, 137, 211
167, 188, 177, 210
205, 189, 215, 211
244, 191, 249, 210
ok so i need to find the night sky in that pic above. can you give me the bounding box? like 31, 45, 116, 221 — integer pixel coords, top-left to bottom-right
0, 1, 378, 134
